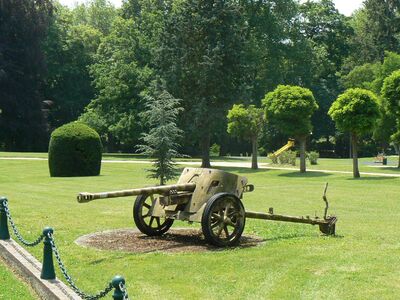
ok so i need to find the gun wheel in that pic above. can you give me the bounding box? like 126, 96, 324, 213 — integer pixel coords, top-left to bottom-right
133, 194, 174, 236
201, 193, 245, 247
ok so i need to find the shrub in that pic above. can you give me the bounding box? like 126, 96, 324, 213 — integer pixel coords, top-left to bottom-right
307, 151, 319, 165
48, 122, 102, 177
268, 153, 279, 164
278, 150, 296, 166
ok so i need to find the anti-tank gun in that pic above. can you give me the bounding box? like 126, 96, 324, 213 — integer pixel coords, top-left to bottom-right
78, 168, 337, 247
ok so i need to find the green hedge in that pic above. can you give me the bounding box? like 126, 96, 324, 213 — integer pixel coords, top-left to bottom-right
48, 122, 102, 177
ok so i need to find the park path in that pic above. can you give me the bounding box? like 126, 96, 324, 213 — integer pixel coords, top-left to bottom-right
1, 156, 400, 178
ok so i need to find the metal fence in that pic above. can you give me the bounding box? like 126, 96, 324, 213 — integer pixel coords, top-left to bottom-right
0, 197, 129, 300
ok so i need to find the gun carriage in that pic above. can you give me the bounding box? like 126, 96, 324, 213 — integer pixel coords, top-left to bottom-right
78, 168, 337, 247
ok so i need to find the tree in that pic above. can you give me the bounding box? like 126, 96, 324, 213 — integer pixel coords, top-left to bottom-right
0, 0, 53, 151
122, 0, 173, 65
372, 104, 396, 153
241, 0, 314, 101
340, 52, 400, 93
363, 0, 400, 61
263, 85, 318, 173
71, 0, 117, 35
80, 17, 152, 151
158, 0, 247, 168
328, 88, 380, 178
44, 4, 103, 128
372, 51, 400, 93
381, 70, 400, 167
340, 63, 381, 90
227, 104, 264, 169
137, 80, 183, 185
339, 52, 400, 155
345, 1, 400, 66
300, 0, 353, 141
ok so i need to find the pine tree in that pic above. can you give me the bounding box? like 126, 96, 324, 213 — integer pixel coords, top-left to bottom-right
138, 81, 183, 185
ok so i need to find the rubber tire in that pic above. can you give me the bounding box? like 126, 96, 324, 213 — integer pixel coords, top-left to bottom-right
133, 194, 174, 236
201, 193, 245, 247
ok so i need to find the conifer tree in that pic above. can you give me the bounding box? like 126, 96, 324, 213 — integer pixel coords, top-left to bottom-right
138, 81, 183, 185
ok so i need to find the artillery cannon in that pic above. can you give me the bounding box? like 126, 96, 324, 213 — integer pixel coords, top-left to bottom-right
78, 168, 337, 247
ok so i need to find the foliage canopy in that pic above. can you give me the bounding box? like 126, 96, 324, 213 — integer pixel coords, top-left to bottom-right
328, 88, 380, 135
263, 85, 318, 137
227, 105, 264, 140
381, 70, 400, 115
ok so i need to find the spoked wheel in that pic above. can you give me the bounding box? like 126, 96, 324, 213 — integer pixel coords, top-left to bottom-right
201, 193, 246, 247
133, 194, 174, 236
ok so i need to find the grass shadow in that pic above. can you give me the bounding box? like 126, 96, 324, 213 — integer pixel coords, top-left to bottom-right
88, 258, 107, 265
215, 166, 269, 174
264, 232, 344, 242
375, 167, 400, 172
278, 171, 332, 178
347, 176, 397, 181
103, 153, 147, 160
264, 232, 311, 242
210, 156, 251, 162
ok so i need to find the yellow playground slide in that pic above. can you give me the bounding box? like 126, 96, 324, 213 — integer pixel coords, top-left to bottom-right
271, 139, 295, 157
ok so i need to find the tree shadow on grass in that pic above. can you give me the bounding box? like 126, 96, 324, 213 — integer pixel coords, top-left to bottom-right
215, 166, 269, 174
103, 153, 147, 160
278, 171, 332, 178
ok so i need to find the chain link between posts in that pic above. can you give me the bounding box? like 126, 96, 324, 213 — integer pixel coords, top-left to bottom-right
119, 282, 129, 300
3, 199, 44, 246
47, 232, 129, 300
1, 198, 129, 300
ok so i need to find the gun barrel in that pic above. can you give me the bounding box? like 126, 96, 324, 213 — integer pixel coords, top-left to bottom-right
77, 183, 196, 203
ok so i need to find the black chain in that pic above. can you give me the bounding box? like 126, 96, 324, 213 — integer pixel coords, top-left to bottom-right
47, 232, 115, 300
3, 200, 44, 247
119, 282, 129, 300
2, 199, 129, 299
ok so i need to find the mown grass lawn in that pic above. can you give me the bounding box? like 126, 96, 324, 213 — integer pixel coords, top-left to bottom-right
0, 156, 399, 299
0, 258, 37, 299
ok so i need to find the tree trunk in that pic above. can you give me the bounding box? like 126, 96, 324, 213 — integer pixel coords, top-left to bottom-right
299, 136, 306, 173
349, 133, 352, 158
398, 153, 400, 168
251, 136, 258, 169
200, 134, 211, 168
351, 133, 360, 178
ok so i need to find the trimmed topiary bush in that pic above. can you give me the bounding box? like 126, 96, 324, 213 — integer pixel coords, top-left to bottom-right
48, 122, 102, 177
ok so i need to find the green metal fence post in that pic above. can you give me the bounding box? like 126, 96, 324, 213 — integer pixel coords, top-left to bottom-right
0, 197, 10, 240
111, 275, 126, 300
40, 227, 56, 280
